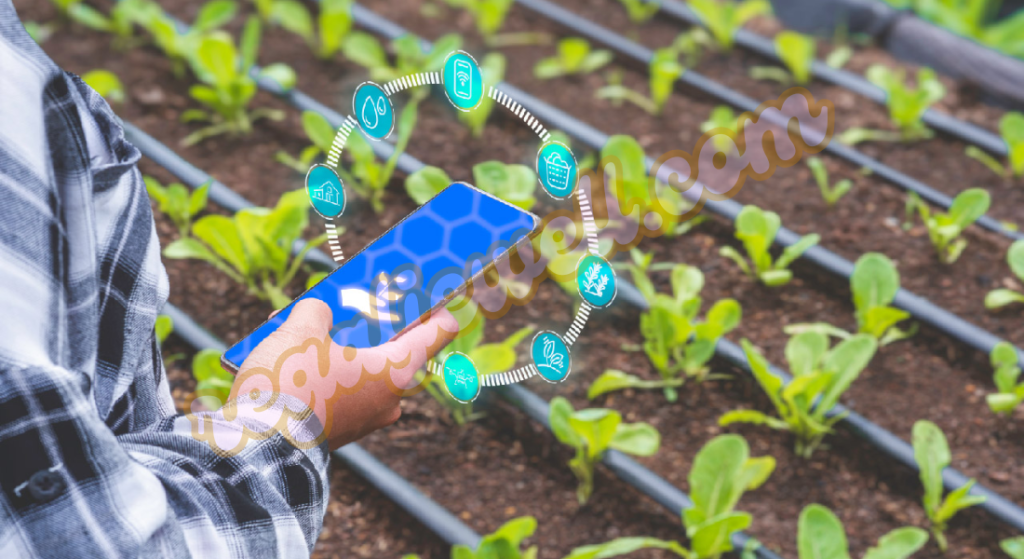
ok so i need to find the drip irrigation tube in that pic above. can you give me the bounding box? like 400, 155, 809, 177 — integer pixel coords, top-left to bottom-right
348, 4, 1024, 532
509, 0, 1023, 242
653, 0, 1009, 157
159, 303, 483, 549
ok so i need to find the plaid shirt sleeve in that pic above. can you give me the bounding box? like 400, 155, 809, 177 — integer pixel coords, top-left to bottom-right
0, 3, 330, 557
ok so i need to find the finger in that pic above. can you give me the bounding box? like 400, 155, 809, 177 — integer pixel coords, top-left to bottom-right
240, 299, 334, 375
378, 308, 459, 390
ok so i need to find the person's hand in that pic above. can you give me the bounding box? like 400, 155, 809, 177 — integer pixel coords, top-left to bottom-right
233, 299, 458, 450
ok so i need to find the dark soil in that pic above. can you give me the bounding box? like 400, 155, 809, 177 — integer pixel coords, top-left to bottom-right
14, 0, 1024, 558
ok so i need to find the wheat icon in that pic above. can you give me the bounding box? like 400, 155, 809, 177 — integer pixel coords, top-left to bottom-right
581, 262, 608, 298
538, 337, 565, 375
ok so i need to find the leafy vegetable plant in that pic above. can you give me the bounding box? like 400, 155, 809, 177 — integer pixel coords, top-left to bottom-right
405, 160, 536, 210
338, 101, 421, 213
687, 0, 772, 51
67, 0, 157, 50
806, 156, 852, 207
840, 65, 945, 145
701, 105, 738, 153
163, 190, 331, 308
82, 69, 125, 104
749, 31, 815, 85
965, 112, 1024, 179
986, 240, 1024, 310
720, 332, 878, 458
191, 349, 235, 410
261, 0, 352, 59
534, 38, 613, 79
851, 252, 916, 345
797, 504, 928, 559
140, 0, 238, 78
912, 420, 987, 552
459, 53, 506, 137
596, 47, 681, 115
987, 341, 1023, 415
719, 205, 820, 286
442, 0, 513, 39
182, 17, 290, 145
589, 250, 741, 401
344, 32, 460, 97
616, 0, 661, 23
549, 396, 660, 504
275, 110, 337, 173
145, 176, 210, 237
561, 436, 771, 559
903, 188, 990, 264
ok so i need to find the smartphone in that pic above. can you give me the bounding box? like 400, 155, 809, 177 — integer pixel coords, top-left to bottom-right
221, 182, 541, 372
454, 59, 473, 100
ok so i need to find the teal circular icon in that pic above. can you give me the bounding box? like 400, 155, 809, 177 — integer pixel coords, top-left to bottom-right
305, 164, 345, 219
531, 331, 571, 383
353, 82, 394, 140
442, 352, 480, 403
575, 254, 616, 308
442, 51, 483, 111
537, 141, 578, 199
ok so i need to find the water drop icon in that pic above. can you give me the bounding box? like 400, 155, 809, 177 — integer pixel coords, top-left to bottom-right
361, 96, 386, 131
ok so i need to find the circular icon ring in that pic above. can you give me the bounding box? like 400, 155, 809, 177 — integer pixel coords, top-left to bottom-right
575, 253, 617, 309
530, 330, 572, 384
442, 50, 484, 112
536, 141, 578, 200
442, 351, 481, 403
353, 82, 395, 141
305, 164, 346, 219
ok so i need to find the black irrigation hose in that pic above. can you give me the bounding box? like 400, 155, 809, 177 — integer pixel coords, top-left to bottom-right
511, 0, 1024, 243
353, 1, 1024, 366
654, 0, 1009, 157
159, 302, 483, 549
350, 4, 1024, 533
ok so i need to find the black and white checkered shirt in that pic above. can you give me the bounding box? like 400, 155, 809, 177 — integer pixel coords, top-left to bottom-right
0, 3, 329, 556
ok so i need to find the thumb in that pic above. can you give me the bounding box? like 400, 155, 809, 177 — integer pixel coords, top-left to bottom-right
239, 298, 334, 375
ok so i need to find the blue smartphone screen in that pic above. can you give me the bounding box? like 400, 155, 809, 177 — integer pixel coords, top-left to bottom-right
223, 182, 540, 368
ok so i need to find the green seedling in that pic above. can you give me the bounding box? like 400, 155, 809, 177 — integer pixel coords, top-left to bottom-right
275, 110, 337, 173
1003, 537, 1024, 559
688, 0, 772, 51
141, 0, 238, 79
562, 434, 772, 559
82, 69, 125, 104
986, 240, 1024, 310
851, 252, 916, 345
191, 349, 236, 409
343, 32, 460, 98
405, 161, 537, 209
720, 332, 878, 458
903, 188, 990, 264
459, 53, 506, 137
749, 31, 815, 85
549, 396, 660, 504
442, 0, 513, 39
596, 47, 681, 115
913, 420, 987, 551
338, 100, 421, 213
987, 341, 1024, 415
589, 250, 740, 401
598, 134, 691, 234
453, 516, 538, 559
616, 0, 661, 23
798, 504, 928, 559
163, 190, 332, 308
67, 0, 157, 50
259, 0, 351, 59
806, 156, 853, 207
965, 112, 1024, 178
534, 38, 613, 79
145, 176, 210, 237
671, 28, 714, 68
182, 17, 291, 145
840, 65, 945, 145
701, 105, 739, 153
825, 45, 853, 70
719, 205, 820, 286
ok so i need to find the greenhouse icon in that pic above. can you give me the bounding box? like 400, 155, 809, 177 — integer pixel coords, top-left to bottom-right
543, 151, 572, 192
311, 180, 340, 206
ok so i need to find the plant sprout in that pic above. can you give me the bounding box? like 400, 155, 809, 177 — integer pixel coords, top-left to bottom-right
719, 205, 820, 286
986, 341, 1024, 416
534, 38, 613, 79
797, 504, 928, 559
145, 176, 210, 237
338, 100, 421, 213
965, 112, 1024, 179
263, 0, 352, 59
688, 0, 772, 51
806, 156, 853, 207
701, 105, 739, 153
66, 0, 157, 50
749, 31, 815, 85
903, 188, 990, 264
986, 240, 1024, 310
343, 32, 460, 100
616, 0, 661, 23
839, 65, 946, 145
913, 420, 986, 552
596, 47, 681, 115
140, 0, 239, 79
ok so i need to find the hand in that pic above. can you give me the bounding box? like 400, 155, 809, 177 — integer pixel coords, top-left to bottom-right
233, 299, 458, 450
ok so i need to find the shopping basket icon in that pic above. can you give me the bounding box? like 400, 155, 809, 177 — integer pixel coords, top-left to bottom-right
543, 152, 572, 192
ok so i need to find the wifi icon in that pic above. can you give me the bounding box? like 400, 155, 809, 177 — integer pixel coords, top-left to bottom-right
444, 52, 481, 109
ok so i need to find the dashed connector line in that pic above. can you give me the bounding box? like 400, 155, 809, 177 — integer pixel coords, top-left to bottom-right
482, 364, 539, 387
383, 72, 442, 96
325, 221, 344, 263
577, 189, 601, 256
564, 302, 592, 347
326, 116, 358, 168
488, 86, 550, 142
